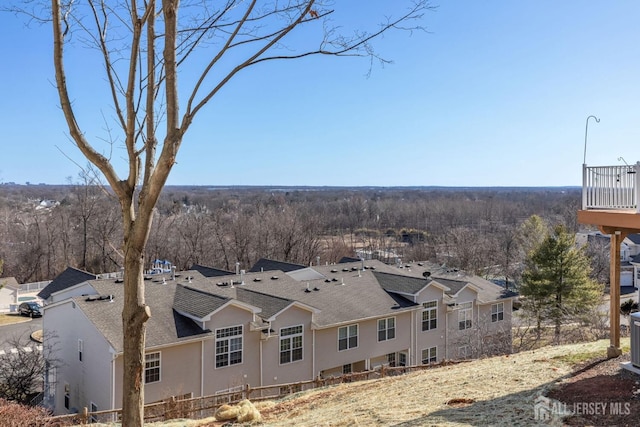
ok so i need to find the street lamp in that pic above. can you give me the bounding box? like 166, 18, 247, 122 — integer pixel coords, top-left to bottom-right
583, 115, 600, 165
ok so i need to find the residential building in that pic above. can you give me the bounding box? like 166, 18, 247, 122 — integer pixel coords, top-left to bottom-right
41, 259, 514, 415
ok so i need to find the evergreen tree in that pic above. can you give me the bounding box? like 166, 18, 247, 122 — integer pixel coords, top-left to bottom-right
521, 225, 603, 344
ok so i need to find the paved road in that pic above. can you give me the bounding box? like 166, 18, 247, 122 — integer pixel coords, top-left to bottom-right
0, 316, 43, 354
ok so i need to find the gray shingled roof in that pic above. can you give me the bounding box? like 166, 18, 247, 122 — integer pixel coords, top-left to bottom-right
173, 285, 230, 319
76, 279, 211, 353
221, 269, 412, 327
626, 233, 640, 244
248, 258, 306, 273
235, 287, 293, 320
429, 277, 468, 296
373, 271, 433, 295
364, 261, 515, 304
189, 264, 234, 277
338, 256, 361, 263
38, 267, 96, 300
72, 259, 514, 352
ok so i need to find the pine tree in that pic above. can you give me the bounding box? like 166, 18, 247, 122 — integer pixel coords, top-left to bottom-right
521, 225, 603, 345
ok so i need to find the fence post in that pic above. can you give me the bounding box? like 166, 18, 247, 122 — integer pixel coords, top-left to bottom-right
81, 406, 88, 424
244, 383, 251, 400
381, 365, 385, 378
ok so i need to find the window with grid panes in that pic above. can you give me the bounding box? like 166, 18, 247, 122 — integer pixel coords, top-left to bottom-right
216, 325, 243, 368
280, 325, 303, 364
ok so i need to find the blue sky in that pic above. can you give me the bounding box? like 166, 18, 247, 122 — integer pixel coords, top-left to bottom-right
1, 1, 639, 187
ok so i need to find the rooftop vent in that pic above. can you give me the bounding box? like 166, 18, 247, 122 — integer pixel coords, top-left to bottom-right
85, 294, 114, 302
313, 286, 320, 291
331, 269, 338, 273
253, 278, 262, 282
304, 284, 311, 293
271, 276, 279, 280
324, 279, 331, 283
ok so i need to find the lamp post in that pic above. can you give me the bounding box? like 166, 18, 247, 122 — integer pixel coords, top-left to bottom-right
583, 115, 600, 165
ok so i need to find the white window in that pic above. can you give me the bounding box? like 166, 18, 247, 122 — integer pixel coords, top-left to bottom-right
458, 302, 473, 330
422, 347, 437, 364
144, 352, 161, 383
78, 339, 83, 362
398, 352, 407, 367
216, 325, 243, 368
422, 301, 438, 331
90, 402, 98, 423
459, 345, 471, 359
342, 363, 352, 374
64, 384, 70, 410
387, 352, 396, 367
338, 324, 358, 351
377, 317, 395, 341
491, 302, 504, 322
280, 325, 303, 364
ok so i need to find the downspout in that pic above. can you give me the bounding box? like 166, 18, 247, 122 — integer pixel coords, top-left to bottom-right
259, 337, 263, 387
444, 306, 448, 360
200, 341, 204, 397
111, 355, 116, 417
476, 302, 480, 355
312, 328, 316, 378
410, 309, 415, 365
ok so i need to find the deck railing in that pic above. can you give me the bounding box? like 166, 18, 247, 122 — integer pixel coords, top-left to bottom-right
582, 163, 640, 212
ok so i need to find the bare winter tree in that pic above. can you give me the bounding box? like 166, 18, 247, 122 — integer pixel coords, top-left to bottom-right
0, 331, 60, 404
4, 1, 434, 424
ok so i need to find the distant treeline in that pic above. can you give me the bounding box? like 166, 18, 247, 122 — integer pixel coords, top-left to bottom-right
0, 184, 586, 285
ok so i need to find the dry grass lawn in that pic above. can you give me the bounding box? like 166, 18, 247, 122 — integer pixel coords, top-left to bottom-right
83, 338, 632, 427
0, 313, 31, 326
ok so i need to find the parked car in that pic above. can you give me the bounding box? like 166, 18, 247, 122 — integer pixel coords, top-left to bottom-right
18, 302, 42, 317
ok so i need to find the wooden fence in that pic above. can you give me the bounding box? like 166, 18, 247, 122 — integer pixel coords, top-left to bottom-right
46, 360, 467, 425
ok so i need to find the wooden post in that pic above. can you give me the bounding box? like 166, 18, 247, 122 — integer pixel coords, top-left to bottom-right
608, 230, 623, 358
81, 406, 88, 424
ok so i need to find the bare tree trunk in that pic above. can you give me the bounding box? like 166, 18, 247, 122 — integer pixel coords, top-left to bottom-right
122, 247, 150, 425
120, 202, 153, 424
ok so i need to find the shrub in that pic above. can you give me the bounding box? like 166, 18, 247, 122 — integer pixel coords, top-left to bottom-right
0, 399, 51, 427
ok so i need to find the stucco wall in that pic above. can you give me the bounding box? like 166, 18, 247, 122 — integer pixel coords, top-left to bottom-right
260, 305, 314, 385
201, 304, 260, 395
314, 311, 412, 374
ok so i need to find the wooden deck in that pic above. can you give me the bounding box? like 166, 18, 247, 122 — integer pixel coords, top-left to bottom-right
578, 164, 640, 357
577, 209, 640, 233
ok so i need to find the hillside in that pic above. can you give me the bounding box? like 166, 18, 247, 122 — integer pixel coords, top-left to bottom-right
67, 339, 638, 427
128, 338, 636, 427
252, 340, 626, 426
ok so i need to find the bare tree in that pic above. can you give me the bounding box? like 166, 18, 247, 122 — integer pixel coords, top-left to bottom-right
0, 332, 60, 405
9, 1, 433, 423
